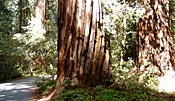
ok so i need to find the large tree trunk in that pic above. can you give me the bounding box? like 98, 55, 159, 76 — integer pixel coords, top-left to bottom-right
57, 0, 111, 87
137, 0, 174, 75
34, 0, 46, 34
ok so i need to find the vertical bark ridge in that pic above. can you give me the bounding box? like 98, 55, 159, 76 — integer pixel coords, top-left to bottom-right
83, 0, 93, 84
79, 0, 86, 78
57, 0, 111, 86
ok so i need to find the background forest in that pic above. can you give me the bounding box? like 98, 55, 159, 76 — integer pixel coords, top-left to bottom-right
1, 0, 175, 100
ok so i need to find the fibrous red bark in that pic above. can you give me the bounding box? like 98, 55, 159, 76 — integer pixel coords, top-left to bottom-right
57, 0, 111, 87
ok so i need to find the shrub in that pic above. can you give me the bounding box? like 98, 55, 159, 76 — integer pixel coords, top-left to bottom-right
56, 88, 92, 101
35, 76, 56, 95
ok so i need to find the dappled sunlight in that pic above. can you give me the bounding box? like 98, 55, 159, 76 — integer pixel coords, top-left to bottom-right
1, 0, 175, 100
0, 77, 36, 101
157, 71, 175, 93
26, 17, 45, 42
13, 17, 45, 43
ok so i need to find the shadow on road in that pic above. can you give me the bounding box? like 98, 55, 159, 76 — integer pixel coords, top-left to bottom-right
0, 77, 36, 101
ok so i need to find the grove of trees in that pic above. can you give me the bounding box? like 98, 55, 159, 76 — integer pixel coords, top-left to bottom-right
1, 0, 175, 100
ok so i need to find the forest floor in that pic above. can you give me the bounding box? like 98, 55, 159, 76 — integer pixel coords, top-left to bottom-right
2, 76, 175, 101
0, 77, 37, 101
30, 87, 51, 101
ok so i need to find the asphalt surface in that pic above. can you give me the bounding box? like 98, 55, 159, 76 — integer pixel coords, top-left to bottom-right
0, 77, 36, 101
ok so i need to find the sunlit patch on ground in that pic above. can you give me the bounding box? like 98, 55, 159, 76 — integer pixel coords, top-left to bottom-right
157, 71, 175, 93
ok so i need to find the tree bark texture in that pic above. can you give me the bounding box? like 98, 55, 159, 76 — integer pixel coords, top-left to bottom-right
137, 0, 174, 75
57, 0, 111, 86
34, 0, 46, 33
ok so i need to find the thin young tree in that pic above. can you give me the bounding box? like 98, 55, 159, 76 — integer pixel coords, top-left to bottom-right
57, 0, 111, 87
18, 0, 23, 33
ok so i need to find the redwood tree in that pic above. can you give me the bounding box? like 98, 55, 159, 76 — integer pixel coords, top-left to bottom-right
34, 0, 46, 33
137, 0, 174, 75
57, 0, 111, 87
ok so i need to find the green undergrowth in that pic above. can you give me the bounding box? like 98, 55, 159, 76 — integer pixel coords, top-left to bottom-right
35, 77, 56, 95
55, 85, 168, 101
35, 74, 175, 101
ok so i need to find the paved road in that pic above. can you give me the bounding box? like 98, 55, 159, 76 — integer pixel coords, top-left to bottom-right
0, 77, 36, 101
